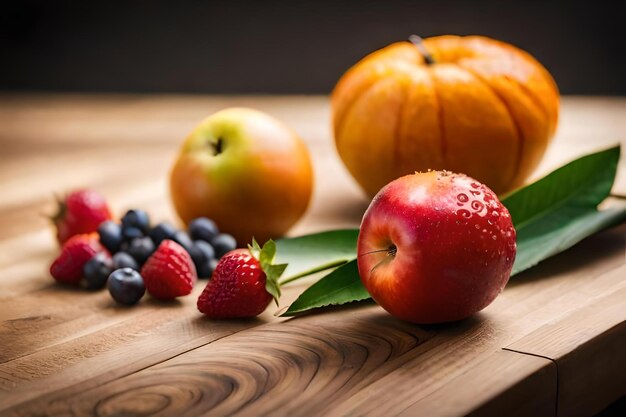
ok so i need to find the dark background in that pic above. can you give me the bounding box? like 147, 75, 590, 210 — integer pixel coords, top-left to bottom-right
2, 0, 625, 95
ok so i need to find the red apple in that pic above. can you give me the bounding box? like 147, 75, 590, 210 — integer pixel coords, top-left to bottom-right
357, 171, 516, 324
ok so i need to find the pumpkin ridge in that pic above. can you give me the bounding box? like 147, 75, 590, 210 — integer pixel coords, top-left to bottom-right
463, 36, 557, 134
505, 75, 549, 120
333, 46, 417, 136
457, 64, 523, 192
392, 78, 410, 177
426, 68, 447, 168
335, 75, 387, 150
336, 76, 404, 194
333, 72, 376, 139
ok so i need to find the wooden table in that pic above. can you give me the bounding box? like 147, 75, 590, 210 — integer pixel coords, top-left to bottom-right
0, 95, 624, 417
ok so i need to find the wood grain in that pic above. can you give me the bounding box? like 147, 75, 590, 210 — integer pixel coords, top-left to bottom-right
0, 94, 625, 416
506, 265, 626, 417
398, 350, 557, 417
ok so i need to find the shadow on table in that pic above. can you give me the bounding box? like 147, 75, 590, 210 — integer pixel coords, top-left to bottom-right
507, 224, 625, 288
282, 297, 486, 340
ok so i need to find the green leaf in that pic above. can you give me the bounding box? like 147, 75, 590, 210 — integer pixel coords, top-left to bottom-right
279, 146, 626, 317
275, 229, 359, 282
281, 260, 370, 316
503, 146, 624, 274
502, 146, 620, 228
513, 207, 626, 275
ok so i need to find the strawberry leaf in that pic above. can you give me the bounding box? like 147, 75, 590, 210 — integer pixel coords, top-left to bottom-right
255, 239, 287, 305
248, 237, 262, 260
265, 275, 282, 306
259, 239, 277, 268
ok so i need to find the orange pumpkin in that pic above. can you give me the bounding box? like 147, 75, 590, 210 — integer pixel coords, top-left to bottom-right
331, 35, 559, 197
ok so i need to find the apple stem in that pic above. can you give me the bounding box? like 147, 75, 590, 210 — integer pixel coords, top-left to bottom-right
357, 248, 388, 257
211, 138, 224, 155
358, 245, 397, 258
408, 35, 435, 65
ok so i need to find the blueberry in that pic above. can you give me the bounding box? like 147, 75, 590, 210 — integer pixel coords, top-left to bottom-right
198, 258, 220, 279
189, 217, 219, 243
83, 253, 113, 289
190, 240, 215, 264
121, 209, 150, 233
128, 237, 155, 265
211, 233, 237, 258
190, 240, 216, 278
107, 268, 145, 305
119, 241, 130, 253
98, 221, 123, 253
122, 226, 144, 241
149, 222, 177, 246
112, 252, 139, 270
173, 230, 194, 253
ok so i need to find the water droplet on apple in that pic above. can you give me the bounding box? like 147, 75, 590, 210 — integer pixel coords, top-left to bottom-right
470, 200, 485, 213
457, 209, 472, 218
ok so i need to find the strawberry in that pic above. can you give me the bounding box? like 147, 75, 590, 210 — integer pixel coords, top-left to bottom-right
50, 233, 105, 285
53, 189, 113, 245
197, 239, 287, 318
141, 240, 197, 300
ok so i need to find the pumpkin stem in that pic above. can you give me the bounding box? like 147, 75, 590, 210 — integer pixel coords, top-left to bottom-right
409, 35, 435, 65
